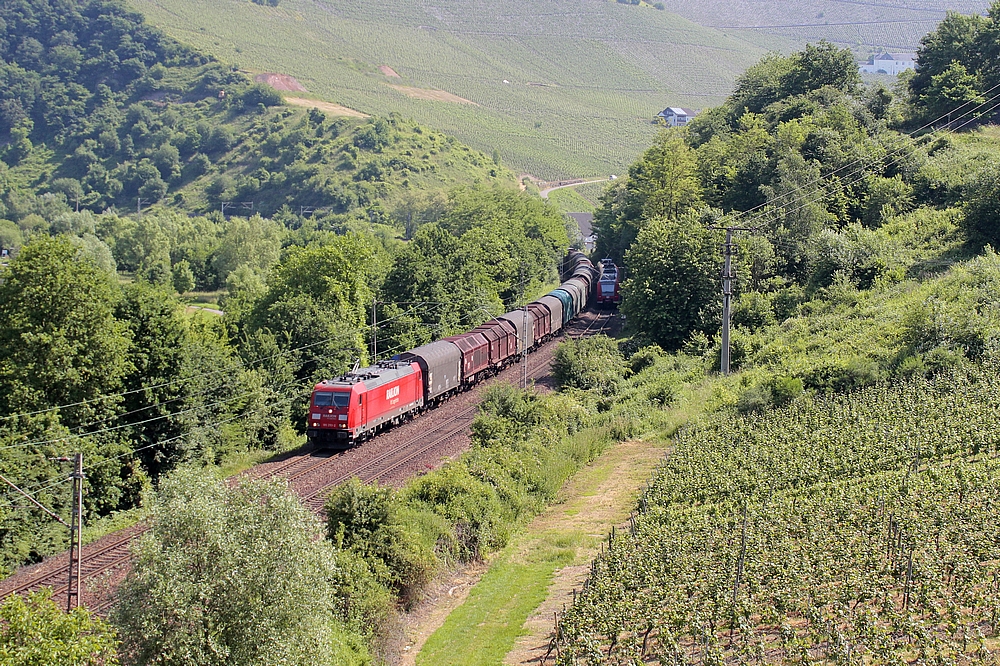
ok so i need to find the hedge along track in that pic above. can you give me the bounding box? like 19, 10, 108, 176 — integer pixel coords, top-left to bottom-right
0, 308, 614, 614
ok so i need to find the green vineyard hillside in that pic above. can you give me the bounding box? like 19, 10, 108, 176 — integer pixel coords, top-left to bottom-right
127, 0, 794, 179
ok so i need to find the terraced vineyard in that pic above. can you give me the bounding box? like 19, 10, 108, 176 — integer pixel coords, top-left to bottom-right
555, 361, 1000, 664
126, 0, 794, 179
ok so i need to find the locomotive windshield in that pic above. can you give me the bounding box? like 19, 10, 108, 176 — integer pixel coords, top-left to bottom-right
314, 391, 350, 408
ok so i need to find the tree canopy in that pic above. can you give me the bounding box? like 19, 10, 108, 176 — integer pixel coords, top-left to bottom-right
112, 470, 372, 666
620, 217, 719, 350
0, 589, 119, 666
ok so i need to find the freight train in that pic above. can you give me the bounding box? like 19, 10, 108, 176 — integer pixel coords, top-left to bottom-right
307, 250, 599, 448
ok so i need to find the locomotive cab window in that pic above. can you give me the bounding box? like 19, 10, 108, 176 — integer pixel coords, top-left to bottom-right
314, 392, 350, 408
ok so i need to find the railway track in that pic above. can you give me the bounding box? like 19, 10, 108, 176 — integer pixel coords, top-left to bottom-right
0, 309, 616, 614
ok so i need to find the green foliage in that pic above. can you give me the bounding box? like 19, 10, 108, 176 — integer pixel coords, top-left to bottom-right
241, 233, 385, 392
380, 186, 567, 347
907, 4, 1000, 124
961, 161, 1000, 246
324, 385, 604, 610
552, 335, 628, 393
0, 0, 515, 226
736, 374, 803, 413
593, 131, 703, 261
325, 479, 437, 604
556, 359, 1000, 663
112, 469, 374, 666
0, 235, 128, 422
620, 216, 719, 349
0, 589, 120, 666
724, 41, 859, 121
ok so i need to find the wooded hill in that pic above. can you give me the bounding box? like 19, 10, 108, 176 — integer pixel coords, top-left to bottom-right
0, 0, 514, 242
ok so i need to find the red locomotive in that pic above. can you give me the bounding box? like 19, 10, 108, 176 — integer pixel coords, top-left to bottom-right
308, 361, 424, 446
595, 259, 621, 308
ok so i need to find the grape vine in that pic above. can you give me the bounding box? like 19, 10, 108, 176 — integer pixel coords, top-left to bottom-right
555, 359, 1000, 664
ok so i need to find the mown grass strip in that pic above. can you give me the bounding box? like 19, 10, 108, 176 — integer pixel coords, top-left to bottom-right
416, 437, 668, 666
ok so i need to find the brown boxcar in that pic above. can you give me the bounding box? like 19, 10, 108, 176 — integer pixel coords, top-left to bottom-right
444, 331, 491, 384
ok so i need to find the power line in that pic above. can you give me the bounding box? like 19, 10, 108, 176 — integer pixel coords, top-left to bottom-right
0, 300, 444, 427
10, 380, 316, 501
736, 91, 1000, 237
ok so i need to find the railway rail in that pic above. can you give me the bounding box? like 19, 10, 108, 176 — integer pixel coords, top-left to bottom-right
0, 309, 617, 614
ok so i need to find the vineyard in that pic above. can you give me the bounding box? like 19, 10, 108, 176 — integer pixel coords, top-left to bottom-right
555, 360, 1000, 664
125, 0, 791, 179
664, 0, 992, 51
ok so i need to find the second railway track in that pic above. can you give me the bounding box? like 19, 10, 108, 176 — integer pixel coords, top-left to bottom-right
0, 308, 617, 613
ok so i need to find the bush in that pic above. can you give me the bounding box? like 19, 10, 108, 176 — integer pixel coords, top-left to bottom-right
628, 344, 664, 374
732, 291, 776, 329
960, 161, 1000, 246
325, 479, 437, 605
552, 335, 627, 392
803, 356, 884, 393
235, 84, 283, 112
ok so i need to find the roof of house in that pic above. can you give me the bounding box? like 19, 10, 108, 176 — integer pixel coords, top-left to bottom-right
657, 107, 697, 117
866, 52, 916, 64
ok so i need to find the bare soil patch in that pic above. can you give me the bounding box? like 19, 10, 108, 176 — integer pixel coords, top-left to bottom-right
254, 72, 308, 92
379, 65, 401, 78
284, 97, 368, 118
387, 84, 478, 105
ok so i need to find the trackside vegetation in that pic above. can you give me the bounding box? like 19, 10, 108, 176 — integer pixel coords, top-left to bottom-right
523, 8, 1000, 665
0, 0, 573, 587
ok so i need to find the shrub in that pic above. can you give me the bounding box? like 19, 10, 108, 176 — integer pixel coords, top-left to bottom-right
732, 291, 776, 329
552, 335, 627, 392
803, 356, 884, 393
325, 479, 436, 604
628, 344, 664, 374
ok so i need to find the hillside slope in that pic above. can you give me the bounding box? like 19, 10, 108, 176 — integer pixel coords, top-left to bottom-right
127, 0, 797, 179
668, 0, 991, 52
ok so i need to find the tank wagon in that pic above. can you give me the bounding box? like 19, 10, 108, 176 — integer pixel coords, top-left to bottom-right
307, 252, 598, 448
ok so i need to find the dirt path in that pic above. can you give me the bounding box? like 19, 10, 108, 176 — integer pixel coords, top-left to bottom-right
397, 563, 488, 666
539, 177, 609, 199
387, 84, 478, 105
407, 437, 667, 665
284, 97, 368, 117
502, 439, 666, 664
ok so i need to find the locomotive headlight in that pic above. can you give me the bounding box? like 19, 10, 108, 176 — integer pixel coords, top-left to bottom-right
312, 422, 318, 427
328, 409, 333, 414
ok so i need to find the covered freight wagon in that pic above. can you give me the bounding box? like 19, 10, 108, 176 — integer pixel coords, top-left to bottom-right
538, 294, 565, 332
398, 340, 462, 403
498, 309, 535, 352
444, 332, 491, 384
526, 302, 551, 341
475, 319, 518, 366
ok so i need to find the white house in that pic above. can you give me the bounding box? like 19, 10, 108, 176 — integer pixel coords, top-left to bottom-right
860, 53, 916, 76
657, 107, 698, 126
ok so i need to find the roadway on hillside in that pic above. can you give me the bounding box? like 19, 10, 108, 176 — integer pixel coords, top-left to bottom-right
538, 177, 610, 199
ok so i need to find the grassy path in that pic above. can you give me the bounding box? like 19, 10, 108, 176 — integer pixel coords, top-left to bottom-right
414, 438, 667, 666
